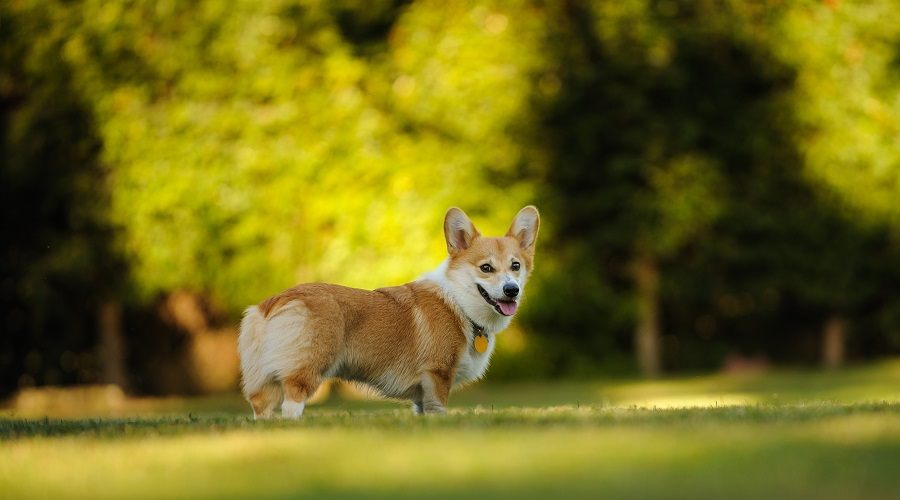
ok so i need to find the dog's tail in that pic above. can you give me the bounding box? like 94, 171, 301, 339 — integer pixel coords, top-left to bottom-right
238, 305, 268, 397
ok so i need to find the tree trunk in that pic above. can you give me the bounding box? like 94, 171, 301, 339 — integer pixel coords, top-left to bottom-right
634, 256, 661, 378
821, 315, 846, 370
99, 300, 128, 389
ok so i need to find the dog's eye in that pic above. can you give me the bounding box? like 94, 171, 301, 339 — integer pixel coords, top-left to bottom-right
480, 264, 494, 273
511, 262, 520, 271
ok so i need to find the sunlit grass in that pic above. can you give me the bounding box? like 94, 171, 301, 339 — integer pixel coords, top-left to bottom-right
1, 361, 899, 499
1, 405, 898, 499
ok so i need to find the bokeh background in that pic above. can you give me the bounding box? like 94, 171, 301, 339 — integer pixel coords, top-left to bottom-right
3, 0, 900, 400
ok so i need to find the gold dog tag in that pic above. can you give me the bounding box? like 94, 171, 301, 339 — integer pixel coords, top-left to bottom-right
474, 333, 489, 353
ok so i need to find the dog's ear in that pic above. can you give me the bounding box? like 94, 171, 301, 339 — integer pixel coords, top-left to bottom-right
444, 207, 480, 256
506, 206, 540, 253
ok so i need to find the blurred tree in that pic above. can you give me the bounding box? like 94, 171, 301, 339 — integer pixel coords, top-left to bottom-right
59, 0, 541, 313
521, 0, 900, 375
3, 0, 544, 393
1, 2, 127, 396
777, 1, 900, 367
524, 0, 770, 376
3, 0, 899, 394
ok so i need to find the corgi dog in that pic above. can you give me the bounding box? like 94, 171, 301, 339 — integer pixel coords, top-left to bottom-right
238, 206, 540, 418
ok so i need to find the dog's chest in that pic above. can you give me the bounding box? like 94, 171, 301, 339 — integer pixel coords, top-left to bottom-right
454, 336, 495, 385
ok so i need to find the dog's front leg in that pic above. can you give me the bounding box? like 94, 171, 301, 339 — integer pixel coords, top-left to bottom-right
418, 369, 451, 414
410, 384, 425, 415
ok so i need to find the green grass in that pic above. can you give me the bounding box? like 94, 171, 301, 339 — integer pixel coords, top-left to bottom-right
2, 360, 899, 499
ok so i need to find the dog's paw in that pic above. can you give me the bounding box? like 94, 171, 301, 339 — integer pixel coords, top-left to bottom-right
422, 403, 447, 415
281, 399, 305, 419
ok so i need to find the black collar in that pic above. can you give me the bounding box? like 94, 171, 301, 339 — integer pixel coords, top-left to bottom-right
468, 319, 490, 354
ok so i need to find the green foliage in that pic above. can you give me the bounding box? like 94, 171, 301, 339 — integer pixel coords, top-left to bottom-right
781, 2, 900, 224
61, 0, 542, 308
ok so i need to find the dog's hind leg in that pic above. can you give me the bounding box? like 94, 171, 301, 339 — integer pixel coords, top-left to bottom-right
248, 381, 282, 420
239, 306, 284, 419
258, 295, 342, 419
279, 297, 344, 419
281, 369, 321, 419
279, 332, 339, 419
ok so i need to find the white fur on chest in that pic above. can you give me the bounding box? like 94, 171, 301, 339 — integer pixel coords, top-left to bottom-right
454, 337, 496, 386
418, 259, 506, 387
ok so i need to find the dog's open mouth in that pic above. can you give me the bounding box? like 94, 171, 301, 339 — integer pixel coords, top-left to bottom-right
476, 284, 518, 316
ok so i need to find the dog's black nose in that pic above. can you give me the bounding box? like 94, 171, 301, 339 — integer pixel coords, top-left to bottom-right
503, 283, 519, 298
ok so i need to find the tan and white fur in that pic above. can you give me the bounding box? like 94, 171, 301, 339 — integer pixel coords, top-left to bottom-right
238, 206, 540, 418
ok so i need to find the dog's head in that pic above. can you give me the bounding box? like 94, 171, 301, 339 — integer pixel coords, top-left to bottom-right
441, 206, 540, 331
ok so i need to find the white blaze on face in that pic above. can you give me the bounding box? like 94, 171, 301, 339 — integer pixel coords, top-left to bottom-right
503, 275, 520, 293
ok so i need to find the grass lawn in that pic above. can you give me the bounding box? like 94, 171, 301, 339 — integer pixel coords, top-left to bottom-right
2, 360, 899, 499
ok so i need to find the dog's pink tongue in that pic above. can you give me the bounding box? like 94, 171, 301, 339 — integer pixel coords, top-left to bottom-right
498, 300, 518, 316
